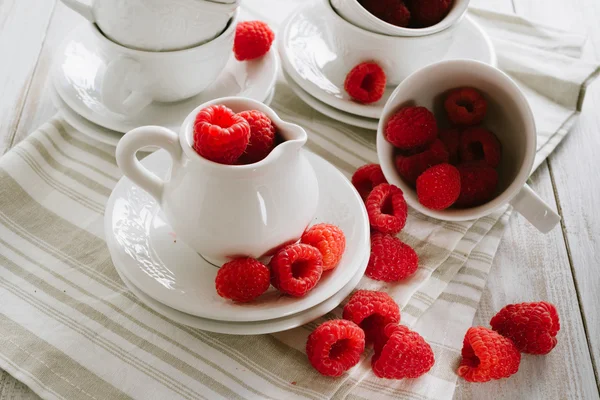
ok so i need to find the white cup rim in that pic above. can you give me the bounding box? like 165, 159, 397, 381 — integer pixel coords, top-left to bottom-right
377, 59, 537, 221
339, 0, 470, 37
178, 97, 308, 173
324, 0, 456, 41
88, 9, 239, 55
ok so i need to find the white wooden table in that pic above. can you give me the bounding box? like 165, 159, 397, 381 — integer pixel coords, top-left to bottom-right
0, 0, 599, 399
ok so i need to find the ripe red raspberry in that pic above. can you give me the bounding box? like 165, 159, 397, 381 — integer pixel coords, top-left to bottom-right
236, 110, 275, 164
306, 320, 366, 377
444, 87, 487, 126
458, 327, 521, 383
343, 290, 400, 344
234, 21, 275, 61
215, 258, 270, 303
270, 243, 323, 297
366, 184, 408, 235
490, 302, 560, 355
366, 233, 418, 282
459, 127, 502, 168
385, 106, 438, 151
409, 0, 453, 27
395, 139, 449, 186
416, 163, 461, 210
193, 105, 250, 164
301, 223, 346, 271
359, 0, 411, 27
455, 162, 498, 208
344, 62, 387, 104
439, 128, 461, 164
351, 164, 388, 201
372, 324, 435, 379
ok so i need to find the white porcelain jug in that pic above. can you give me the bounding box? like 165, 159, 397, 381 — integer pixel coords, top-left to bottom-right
116, 97, 320, 265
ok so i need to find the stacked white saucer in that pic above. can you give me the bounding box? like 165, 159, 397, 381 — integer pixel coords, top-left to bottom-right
105, 149, 370, 335
51, 0, 279, 146
278, 0, 497, 130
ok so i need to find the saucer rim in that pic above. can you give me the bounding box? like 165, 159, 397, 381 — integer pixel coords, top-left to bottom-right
53, 22, 279, 133
279, 10, 496, 119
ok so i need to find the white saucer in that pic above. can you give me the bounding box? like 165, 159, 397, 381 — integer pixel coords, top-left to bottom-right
283, 70, 379, 130
115, 244, 368, 335
279, 8, 496, 119
51, 83, 276, 147
53, 22, 279, 133
105, 150, 369, 322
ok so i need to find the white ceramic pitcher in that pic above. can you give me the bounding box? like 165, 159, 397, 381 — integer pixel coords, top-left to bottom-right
116, 97, 320, 265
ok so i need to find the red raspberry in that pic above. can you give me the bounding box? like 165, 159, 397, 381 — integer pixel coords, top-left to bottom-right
301, 223, 346, 271
444, 87, 487, 126
236, 110, 275, 164
372, 324, 435, 379
416, 163, 461, 210
215, 258, 270, 303
455, 162, 498, 208
359, 0, 411, 27
234, 21, 275, 61
439, 128, 461, 164
344, 62, 387, 104
366, 184, 408, 235
343, 290, 400, 344
409, 0, 453, 27
193, 105, 250, 164
458, 327, 521, 382
306, 320, 366, 377
459, 127, 502, 168
385, 106, 438, 151
270, 243, 323, 297
366, 233, 418, 282
490, 302, 560, 355
395, 139, 449, 186
351, 164, 388, 201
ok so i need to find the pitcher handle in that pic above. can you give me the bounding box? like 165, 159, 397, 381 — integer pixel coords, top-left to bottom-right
60, 0, 95, 22
116, 126, 183, 203
101, 57, 154, 115
509, 183, 561, 234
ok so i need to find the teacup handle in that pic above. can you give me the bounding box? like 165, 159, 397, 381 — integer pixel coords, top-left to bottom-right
509, 183, 561, 233
60, 0, 95, 22
101, 57, 154, 115
116, 126, 183, 202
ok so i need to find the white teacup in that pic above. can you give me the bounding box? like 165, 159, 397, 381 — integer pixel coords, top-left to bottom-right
116, 97, 320, 265
377, 60, 561, 233
61, 0, 239, 52
331, 0, 470, 37
321, 0, 458, 85
86, 10, 237, 116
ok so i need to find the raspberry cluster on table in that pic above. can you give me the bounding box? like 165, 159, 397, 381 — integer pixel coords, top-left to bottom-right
307, 293, 560, 382
386, 87, 503, 210
359, 0, 454, 29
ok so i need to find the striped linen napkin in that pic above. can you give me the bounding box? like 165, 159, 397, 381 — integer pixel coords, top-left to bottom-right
0, 5, 598, 400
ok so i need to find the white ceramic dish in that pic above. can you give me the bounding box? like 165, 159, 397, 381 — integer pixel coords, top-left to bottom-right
51, 82, 276, 147
60, 0, 238, 52
331, 0, 470, 37
278, 1, 495, 119
377, 60, 560, 233
105, 149, 370, 321
53, 22, 278, 132
64, 16, 238, 116
114, 238, 369, 335
284, 70, 379, 130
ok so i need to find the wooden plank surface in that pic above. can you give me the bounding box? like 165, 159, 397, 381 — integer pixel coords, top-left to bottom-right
0, 0, 56, 155
0, 0, 599, 399
512, 0, 600, 388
